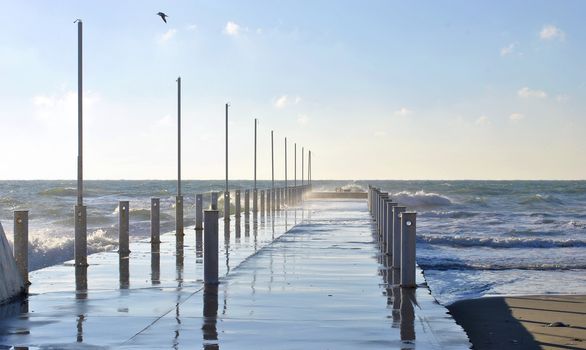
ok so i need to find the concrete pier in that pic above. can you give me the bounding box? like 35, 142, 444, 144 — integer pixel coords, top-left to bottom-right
0, 198, 469, 349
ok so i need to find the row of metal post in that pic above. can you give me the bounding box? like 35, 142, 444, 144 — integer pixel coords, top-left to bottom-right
367, 186, 417, 288
9, 184, 311, 287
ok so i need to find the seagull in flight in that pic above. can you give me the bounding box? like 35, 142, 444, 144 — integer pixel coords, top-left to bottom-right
157, 12, 168, 23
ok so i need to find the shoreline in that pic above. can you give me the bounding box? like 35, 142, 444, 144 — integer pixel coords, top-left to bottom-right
448, 294, 586, 350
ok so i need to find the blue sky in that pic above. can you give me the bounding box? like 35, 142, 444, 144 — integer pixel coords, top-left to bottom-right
1, 1, 584, 179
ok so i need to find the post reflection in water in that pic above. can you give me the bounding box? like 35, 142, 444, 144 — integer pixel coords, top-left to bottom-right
244, 220, 250, 238
391, 269, 401, 328
224, 222, 231, 274
202, 284, 220, 350
400, 288, 416, 344
151, 243, 161, 285
195, 230, 203, 263
235, 217, 241, 241
75, 265, 88, 344
176, 244, 184, 274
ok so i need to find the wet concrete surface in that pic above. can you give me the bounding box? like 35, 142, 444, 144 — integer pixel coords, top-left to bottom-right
0, 200, 470, 349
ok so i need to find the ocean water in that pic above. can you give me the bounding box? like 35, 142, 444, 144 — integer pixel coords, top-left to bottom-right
1, 180, 586, 305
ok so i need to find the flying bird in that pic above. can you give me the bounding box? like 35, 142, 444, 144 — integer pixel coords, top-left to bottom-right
157, 12, 168, 23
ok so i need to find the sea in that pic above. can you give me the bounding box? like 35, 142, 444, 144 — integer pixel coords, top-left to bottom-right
1, 180, 585, 305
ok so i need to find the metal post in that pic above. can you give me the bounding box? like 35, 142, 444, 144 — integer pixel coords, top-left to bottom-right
284, 137, 288, 206
224, 191, 230, 221
276, 188, 281, 211
253, 120, 258, 215
151, 198, 161, 243
195, 194, 203, 230
204, 210, 219, 285
225, 103, 229, 210
266, 189, 271, 213
13, 210, 29, 284
400, 212, 417, 288
211, 192, 218, 210
271, 130, 274, 206
254, 118, 257, 191
260, 189, 265, 213
177, 77, 181, 196
392, 206, 406, 269
294, 143, 297, 188
74, 19, 87, 269
244, 190, 250, 215
176, 77, 183, 239
252, 189, 258, 215
74, 205, 87, 267
302, 147, 304, 187
235, 190, 241, 218
176, 195, 184, 244
119, 201, 130, 255
76, 19, 83, 207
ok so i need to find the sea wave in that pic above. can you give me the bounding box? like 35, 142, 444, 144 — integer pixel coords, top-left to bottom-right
419, 260, 586, 271
419, 211, 479, 219
520, 194, 564, 205
39, 187, 104, 197
418, 234, 586, 248
391, 190, 452, 207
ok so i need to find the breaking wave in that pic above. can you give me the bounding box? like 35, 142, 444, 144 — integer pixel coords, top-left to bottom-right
418, 234, 586, 249
391, 190, 452, 207
419, 260, 586, 271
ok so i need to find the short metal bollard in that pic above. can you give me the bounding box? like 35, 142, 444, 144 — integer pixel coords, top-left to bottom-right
235, 190, 241, 218
74, 204, 88, 267
204, 210, 219, 285
260, 189, 265, 213
211, 192, 218, 210
119, 201, 130, 255
385, 201, 398, 254
151, 198, 161, 244
13, 210, 29, 284
379, 193, 389, 237
392, 206, 406, 269
400, 212, 417, 288
195, 194, 203, 230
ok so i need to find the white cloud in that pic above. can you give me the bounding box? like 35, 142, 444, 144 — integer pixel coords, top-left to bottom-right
509, 113, 525, 121
539, 25, 565, 41
500, 43, 516, 57
224, 21, 241, 36
297, 114, 309, 126
32, 90, 100, 123
517, 87, 547, 99
274, 95, 301, 109
556, 94, 570, 103
394, 107, 413, 117
475, 115, 490, 126
157, 28, 177, 44
185, 24, 197, 31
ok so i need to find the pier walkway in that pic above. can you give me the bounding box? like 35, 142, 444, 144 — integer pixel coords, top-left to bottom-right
0, 199, 470, 349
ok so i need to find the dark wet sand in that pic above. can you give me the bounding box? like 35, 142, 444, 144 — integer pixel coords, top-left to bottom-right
448, 295, 586, 350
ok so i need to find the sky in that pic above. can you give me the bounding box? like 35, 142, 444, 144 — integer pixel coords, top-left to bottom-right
0, 0, 585, 180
